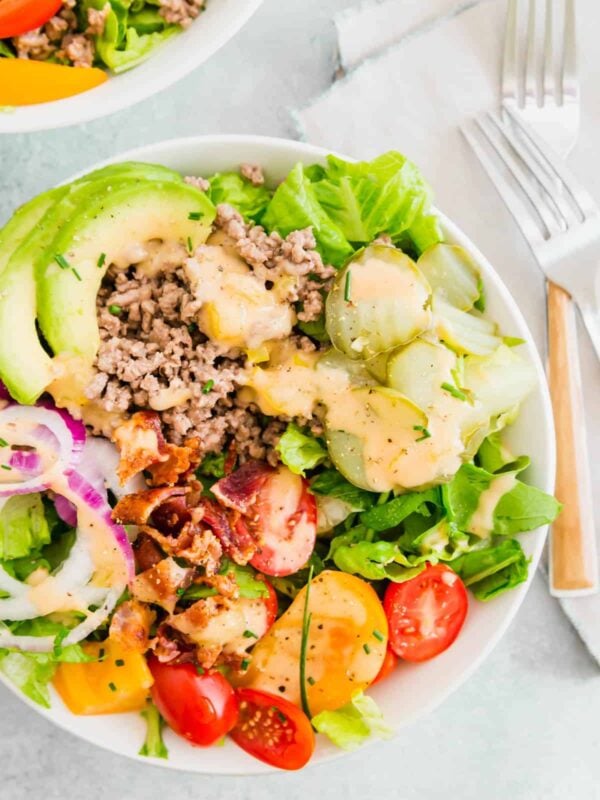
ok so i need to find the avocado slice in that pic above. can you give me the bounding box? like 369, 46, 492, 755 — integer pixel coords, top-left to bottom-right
0, 163, 190, 404
37, 178, 215, 363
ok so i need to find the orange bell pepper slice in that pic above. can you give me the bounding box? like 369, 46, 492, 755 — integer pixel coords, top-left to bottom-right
0, 59, 108, 106
53, 640, 153, 716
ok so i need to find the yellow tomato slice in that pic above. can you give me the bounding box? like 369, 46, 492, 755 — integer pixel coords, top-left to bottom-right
236, 570, 388, 715
0, 60, 107, 106
53, 639, 153, 715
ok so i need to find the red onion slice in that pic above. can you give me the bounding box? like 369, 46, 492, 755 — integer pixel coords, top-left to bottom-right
53, 495, 78, 527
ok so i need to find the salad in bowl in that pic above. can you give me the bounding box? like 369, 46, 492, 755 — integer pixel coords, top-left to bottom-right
0, 0, 263, 131
0, 138, 559, 771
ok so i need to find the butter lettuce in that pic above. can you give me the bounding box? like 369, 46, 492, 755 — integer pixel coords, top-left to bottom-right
312, 692, 393, 750
208, 173, 272, 222
0, 494, 50, 561
276, 424, 328, 476
452, 539, 529, 600
310, 469, 376, 512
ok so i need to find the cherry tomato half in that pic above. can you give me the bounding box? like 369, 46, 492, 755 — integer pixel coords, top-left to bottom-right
384, 564, 468, 662
249, 466, 317, 577
148, 659, 238, 747
230, 688, 315, 770
371, 646, 399, 685
0, 0, 63, 38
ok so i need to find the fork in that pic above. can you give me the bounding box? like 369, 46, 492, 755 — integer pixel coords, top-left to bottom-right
460, 106, 599, 596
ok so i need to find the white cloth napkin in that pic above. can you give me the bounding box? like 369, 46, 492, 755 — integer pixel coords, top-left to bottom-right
295, 0, 600, 662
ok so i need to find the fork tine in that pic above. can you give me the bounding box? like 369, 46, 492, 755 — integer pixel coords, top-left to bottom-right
477, 112, 562, 236
502, 0, 519, 103
542, 0, 556, 101
561, 0, 578, 102
503, 103, 598, 218
460, 118, 545, 250
492, 112, 580, 228
524, 0, 538, 105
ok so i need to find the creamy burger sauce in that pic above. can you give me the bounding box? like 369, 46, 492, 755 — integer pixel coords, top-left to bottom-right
469, 472, 517, 537
244, 344, 483, 492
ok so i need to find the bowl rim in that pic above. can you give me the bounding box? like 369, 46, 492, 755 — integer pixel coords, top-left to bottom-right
0, 134, 556, 775
0, 0, 264, 134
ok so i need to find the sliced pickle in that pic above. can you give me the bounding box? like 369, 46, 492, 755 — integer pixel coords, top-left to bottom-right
417, 244, 481, 311
386, 338, 457, 410
434, 296, 502, 356
326, 244, 432, 360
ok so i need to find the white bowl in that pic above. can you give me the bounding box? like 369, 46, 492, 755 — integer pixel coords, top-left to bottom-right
0, 1, 263, 134
0, 135, 556, 774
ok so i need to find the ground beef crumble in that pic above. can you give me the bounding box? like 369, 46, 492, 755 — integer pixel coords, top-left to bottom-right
86, 202, 332, 459
158, 0, 205, 27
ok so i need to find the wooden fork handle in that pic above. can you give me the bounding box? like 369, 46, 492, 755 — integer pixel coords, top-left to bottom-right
547, 281, 598, 595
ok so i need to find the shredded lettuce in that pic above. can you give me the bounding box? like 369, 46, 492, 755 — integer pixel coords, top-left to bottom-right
312, 692, 393, 751
208, 173, 272, 222
139, 703, 169, 759
0, 620, 92, 708
0, 494, 50, 561
276, 424, 328, 476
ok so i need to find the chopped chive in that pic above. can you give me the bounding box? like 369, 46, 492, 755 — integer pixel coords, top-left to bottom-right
276, 709, 287, 724
240, 658, 250, 671
299, 564, 315, 719
108, 304, 122, 316
243, 629, 257, 639
344, 270, 352, 302
372, 629, 384, 642
108, 682, 117, 692
307, 676, 316, 686
187, 236, 193, 254
97, 252, 106, 268
188, 211, 203, 221
202, 379, 214, 394
176, 587, 186, 596
54, 253, 70, 270
1, 464, 12, 471
413, 425, 432, 442
71, 268, 82, 282
0, 438, 8, 448
196, 665, 205, 675
115, 659, 125, 667
441, 382, 468, 402
98, 648, 105, 661
363, 643, 371, 655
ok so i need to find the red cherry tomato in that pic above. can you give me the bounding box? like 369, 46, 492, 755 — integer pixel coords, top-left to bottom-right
371, 646, 399, 685
249, 466, 317, 577
384, 564, 468, 662
148, 659, 238, 747
262, 580, 279, 628
0, 0, 63, 37
230, 688, 315, 770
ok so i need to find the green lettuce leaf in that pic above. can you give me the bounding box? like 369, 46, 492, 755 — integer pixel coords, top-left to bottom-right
360, 488, 440, 531
139, 703, 169, 759
476, 432, 530, 474
443, 463, 560, 538
263, 164, 354, 267
0, 494, 50, 561
0, 620, 92, 707
208, 172, 272, 222
276, 424, 327, 476
312, 692, 393, 751
309, 469, 376, 512
452, 538, 529, 600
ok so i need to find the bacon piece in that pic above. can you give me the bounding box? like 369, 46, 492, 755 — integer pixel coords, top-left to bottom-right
192, 571, 240, 600
112, 486, 187, 526
142, 524, 223, 576
211, 460, 274, 514
131, 556, 194, 613
109, 599, 155, 652
112, 411, 169, 484
151, 622, 196, 665
198, 497, 256, 565
147, 438, 202, 487
150, 494, 192, 535
133, 532, 165, 573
